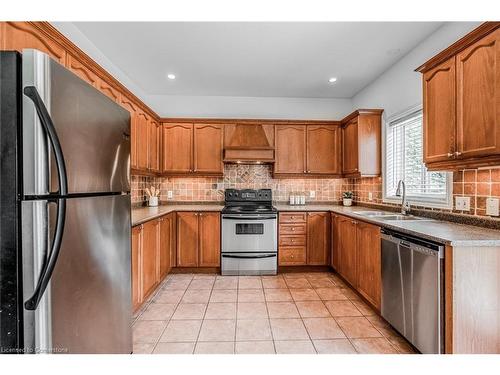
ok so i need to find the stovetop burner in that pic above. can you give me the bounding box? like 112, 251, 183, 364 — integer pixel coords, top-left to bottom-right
222, 188, 276, 214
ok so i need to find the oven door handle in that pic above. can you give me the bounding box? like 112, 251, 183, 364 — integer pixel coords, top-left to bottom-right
222, 253, 277, 259
222, 215, 276, 220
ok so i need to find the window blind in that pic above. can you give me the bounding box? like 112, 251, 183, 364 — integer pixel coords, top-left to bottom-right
385, 110, 449, 205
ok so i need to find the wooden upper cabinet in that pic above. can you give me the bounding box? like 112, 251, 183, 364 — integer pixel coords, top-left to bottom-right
131, 225, 142, 311
136, 112, 150, 171
356, 221, 381, 311
423, 57, 456, 164
66, 54, 100, 88
176, 212, 199, 267
342, 119, 359, 175
306, 212, 330, 265
120, 97, 139, 169
418, 23, 500, 170
99, 80, 121, 102
141, 220, 159, 299
199, 212, 221, 267
1, 22, 66, 64
337, 216, 358, 287
162, 123, 194, 174
149, 120, 161, 173
456, 28, 500, 159
341, 110, 382, 177
193, 124, 223, 175
274, 125, 307, 174
307, 125, 341, 175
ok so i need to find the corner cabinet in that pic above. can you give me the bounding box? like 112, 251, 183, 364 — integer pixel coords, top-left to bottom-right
274, 123, 341, 177
162, 123, 224, 176
418, 24, 500, 170
341, 110, 383, 178
176, 212, 221, 268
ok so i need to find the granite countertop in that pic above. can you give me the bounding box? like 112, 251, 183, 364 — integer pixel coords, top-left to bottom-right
277, 204, 500, 247
132, 202, 500, 247
132, 204, 223, 226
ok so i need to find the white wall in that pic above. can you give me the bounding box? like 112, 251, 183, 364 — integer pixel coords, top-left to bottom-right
145, 95, 353, 119
352, 22, 481, 119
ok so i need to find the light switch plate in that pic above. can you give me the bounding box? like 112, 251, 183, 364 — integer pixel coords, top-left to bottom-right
216, 183, 224, 190
309, 191, 316, 198
167, 191, 173, 199
455, 196, 471, 211
486, 197, 499, 216
368, 192, 373, 201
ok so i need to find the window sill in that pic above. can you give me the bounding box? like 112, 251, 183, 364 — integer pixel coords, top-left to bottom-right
383, 197, 453, 211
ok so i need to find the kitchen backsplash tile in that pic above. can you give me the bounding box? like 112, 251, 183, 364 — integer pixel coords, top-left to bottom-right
132, 165, 350, 205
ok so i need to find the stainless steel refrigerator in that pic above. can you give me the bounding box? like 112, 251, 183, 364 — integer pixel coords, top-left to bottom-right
0, 49, 132, 353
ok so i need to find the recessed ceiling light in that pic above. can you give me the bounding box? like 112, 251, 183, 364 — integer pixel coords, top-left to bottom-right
328, 77, 337, 83
167, 73, 176, 80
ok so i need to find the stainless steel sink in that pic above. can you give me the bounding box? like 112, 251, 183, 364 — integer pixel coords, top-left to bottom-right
355, 211, 395, 217
377, 215, 427, 221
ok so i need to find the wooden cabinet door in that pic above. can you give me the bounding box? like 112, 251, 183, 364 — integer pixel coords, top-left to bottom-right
274, 125, 306, 174
141, 220, 159, 299
119, 97, 138, 169
356, 222, 381, 310
306, 212, 330, 265
149, 120, 161, 173
176, 212, 199, 267
136, 112, 150, 171
159, 215, 173, 279
194, 124, 223, 174
131, 225, 142, 311
162, 123, 194, 173
456, 29, 500, 159
199, 212, 221, 267
331, 214, 340, 271
342, 120, 359, 175
306, 125, 341, 174
337, 216, 358, 287
423, 57, 456, 164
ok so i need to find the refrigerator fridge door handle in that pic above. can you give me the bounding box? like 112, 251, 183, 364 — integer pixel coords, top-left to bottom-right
23, 86, 68, 196
23, 85, 69, 310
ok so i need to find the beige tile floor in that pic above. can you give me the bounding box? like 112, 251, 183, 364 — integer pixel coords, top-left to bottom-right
132, 272, 417, 354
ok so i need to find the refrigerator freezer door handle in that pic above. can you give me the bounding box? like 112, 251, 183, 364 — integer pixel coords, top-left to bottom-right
24, 198, 66, 310
23, 85, 69, 310
23, 86, 68, 196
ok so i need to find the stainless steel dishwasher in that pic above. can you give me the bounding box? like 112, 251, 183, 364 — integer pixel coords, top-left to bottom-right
381, 229, 444, 354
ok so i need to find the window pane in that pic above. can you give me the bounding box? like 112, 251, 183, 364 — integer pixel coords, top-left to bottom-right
385, 109, 449, 205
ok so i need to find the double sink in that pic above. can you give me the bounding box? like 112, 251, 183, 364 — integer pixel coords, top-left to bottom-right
354, 210, 430, 221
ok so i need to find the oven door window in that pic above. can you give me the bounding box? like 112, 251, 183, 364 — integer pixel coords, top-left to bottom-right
235, 223, 264, 235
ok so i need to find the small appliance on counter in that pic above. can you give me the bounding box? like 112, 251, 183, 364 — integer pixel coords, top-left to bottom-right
221, 189, 277, 275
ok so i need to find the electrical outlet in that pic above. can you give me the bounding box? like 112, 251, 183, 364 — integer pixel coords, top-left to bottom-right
167, 191, 173, 199
309, 191, 316, 198
455, 196, 471, 211
486, 197, 499, 216
368, 192, 373, 201
216, 182, 224, 190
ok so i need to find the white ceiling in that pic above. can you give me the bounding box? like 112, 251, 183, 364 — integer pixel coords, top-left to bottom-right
71, 22, 443, 99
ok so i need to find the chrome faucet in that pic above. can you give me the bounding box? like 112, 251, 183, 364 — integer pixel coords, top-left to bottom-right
396, 180, 411, 215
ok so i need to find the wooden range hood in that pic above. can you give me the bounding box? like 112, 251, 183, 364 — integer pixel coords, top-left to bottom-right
223, 123, 275, 164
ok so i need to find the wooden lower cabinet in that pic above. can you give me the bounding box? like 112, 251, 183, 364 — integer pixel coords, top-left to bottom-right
177, 212, 221, 268
279, 211, 329, 266
334, 214, 381, 311
306, 212, 330, 265
131, 226, 142, 311
331, 213, 340, 270
356, 221, 381, 310
132, 214, 175, 311
337, 216, 358, 287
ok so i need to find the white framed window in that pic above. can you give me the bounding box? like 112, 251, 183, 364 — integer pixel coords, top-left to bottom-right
383, 105, 452, 209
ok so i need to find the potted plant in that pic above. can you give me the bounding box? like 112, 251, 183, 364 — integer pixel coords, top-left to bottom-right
342, 191, 353, 206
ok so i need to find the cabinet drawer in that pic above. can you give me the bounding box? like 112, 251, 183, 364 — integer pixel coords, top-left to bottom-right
279, 247, 307, 265
280, 213, 307, 223
279, 223, 306, 235
279, 235, 306, 246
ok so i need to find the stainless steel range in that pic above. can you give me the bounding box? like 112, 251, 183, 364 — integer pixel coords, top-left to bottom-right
221, 189, 278, 275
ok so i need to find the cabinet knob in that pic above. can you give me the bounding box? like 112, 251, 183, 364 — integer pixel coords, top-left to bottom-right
351, 220, 357, 225
447, 152, 454, 158
291, 228, 295, 231
455, 151, 462, 157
